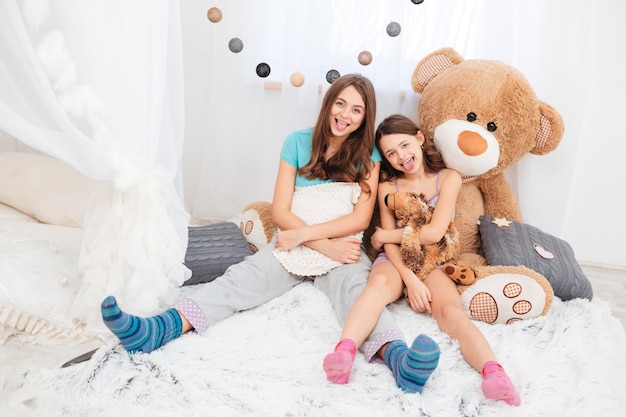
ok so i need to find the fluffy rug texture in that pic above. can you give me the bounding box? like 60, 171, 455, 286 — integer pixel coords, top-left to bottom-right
3, 282, 626, 417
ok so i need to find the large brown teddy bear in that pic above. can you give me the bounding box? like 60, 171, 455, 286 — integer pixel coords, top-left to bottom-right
411, 47, 563, 325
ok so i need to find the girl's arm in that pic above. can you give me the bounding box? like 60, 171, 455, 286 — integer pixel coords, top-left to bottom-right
416, 168, 461, 244
271, 159, 301, 230
376, 181, 432, 313
272, 160, 380, 254
372, 169, 462, 248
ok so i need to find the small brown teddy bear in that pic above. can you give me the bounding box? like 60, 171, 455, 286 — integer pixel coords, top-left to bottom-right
384, 191, 466, 283
411, 47, 562, 324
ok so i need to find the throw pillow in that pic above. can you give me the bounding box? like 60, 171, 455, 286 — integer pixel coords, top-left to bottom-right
183, 222, 253, 286
272, 182, 362, 276
478, 215, 593, 301
0, 152, 97, 228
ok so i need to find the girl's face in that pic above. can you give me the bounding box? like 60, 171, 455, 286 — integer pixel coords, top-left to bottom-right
328, 85, 365, 140
379, 132, 424, 173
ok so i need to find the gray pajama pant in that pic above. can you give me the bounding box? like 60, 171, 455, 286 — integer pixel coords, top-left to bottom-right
176, 237, 404, 361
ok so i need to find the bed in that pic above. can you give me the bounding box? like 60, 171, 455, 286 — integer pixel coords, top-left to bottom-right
1, 153, 625, 417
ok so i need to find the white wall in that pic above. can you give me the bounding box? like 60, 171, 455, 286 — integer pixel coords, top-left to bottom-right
511, 1, 626, 269
556, 3, 626, 268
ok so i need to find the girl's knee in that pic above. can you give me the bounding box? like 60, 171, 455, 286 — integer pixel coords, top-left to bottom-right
433, 303, 466, 328
363, 272, 403, 301
367, 272, 391, 288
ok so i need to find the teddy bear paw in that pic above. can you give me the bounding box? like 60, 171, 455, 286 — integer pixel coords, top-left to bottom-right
460, 273, 549, 325
443, 263, 476, 285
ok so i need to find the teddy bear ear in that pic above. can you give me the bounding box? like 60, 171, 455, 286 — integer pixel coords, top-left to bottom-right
411, 47, 464, 93
530, 101, 565, 155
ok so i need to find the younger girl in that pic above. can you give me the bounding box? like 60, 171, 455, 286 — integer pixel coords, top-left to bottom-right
324, 114, 520, 406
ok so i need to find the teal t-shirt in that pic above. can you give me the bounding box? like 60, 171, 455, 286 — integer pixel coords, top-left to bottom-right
279, 128, 381, 187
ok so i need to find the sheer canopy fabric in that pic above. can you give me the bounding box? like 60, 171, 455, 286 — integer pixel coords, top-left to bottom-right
0, 0, 189, 333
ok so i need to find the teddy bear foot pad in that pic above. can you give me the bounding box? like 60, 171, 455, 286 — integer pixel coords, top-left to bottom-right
460, 273, 548, 325
443, 263, 476, 285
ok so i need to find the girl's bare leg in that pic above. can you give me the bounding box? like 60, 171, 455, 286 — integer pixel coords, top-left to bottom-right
342, 262, 404, 346
424, 269, 520, 405
325, 262, 441, 394
324, 262, 403, 384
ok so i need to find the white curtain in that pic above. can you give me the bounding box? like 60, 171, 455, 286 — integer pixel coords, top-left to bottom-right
180, 0, 626, 269
0, 0, 189, 332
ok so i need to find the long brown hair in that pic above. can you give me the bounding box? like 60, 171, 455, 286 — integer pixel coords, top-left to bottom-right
375, 114, 445, 182
299, 74, 377, 194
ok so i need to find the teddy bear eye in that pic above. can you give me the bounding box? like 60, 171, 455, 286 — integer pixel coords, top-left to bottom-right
466, 112, 477, 122
487, 122, 497, 132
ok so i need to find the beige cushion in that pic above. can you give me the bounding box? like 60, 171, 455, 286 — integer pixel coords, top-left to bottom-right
0, 152, 97, 228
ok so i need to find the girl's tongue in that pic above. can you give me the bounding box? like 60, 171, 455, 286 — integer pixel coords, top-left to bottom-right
335, 119, 348, 132
402, 157, 415, 171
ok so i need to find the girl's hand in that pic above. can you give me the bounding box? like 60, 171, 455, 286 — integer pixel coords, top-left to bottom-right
275, 231, 362, 264
275, 229, 305, 252
319, 237, 363, 263
371, 226, 404, 251
403, 272, 432, 314
370, 226, 386, 251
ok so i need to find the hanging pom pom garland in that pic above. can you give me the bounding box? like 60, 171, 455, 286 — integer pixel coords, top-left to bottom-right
207, 7, 222, 23
205, 4, 421, 84
358, 51, 373, 66
325, 69, 341, 84
256, 63, 271, 78
386, 22, 401, 37
228, 38, 244, 53
289, 72, 305, 87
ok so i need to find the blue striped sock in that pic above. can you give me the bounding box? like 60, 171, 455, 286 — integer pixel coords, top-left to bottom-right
383, 334, 440, 393
101, 295, 182, 354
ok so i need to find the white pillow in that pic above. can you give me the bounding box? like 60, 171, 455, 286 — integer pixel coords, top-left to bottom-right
273, 182, 362, 276
0, 152, 97, 228
0, 221, 87, 345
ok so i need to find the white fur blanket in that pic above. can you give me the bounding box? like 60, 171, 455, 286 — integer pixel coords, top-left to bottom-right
3, 282, 626, 417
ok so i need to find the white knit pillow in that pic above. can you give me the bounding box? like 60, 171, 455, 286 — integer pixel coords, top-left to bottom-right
273, 182, 362, 276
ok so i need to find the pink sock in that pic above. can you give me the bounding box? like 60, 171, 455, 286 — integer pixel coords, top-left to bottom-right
481, 361, 521, 406
323, 338, 357, 384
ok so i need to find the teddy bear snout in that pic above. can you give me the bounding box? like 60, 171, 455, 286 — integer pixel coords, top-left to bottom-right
434, 119, 500, 177
458, 130, 488, 156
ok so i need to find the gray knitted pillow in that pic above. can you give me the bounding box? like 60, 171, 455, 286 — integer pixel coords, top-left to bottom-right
183, 222, 253, 286
478, 215, 593, 301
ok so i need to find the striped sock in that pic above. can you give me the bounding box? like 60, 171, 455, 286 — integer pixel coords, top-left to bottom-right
323, 338, 357, 384
383, 334, 440, 393
101, 295, 182, 354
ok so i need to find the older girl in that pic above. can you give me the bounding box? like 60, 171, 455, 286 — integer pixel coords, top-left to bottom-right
101, 76, 438, 392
